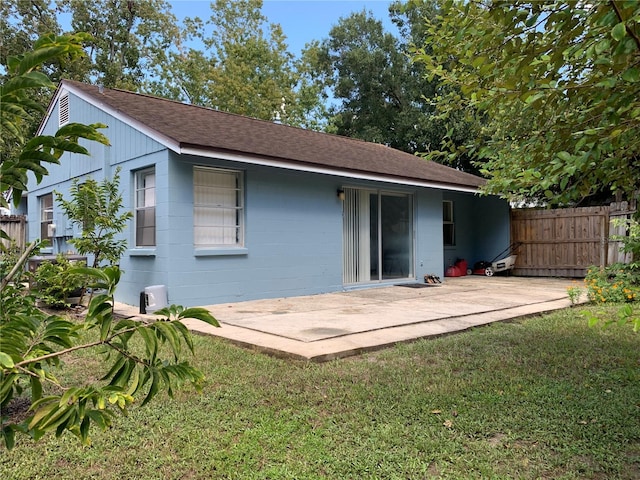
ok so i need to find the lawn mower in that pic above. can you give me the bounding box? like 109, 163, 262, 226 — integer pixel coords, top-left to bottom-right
470, 243, 520, 276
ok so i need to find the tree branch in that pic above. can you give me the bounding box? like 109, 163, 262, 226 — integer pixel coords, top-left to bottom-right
13, 324, 142, 369
611, 0, 640, 51
0, 241, 39, 291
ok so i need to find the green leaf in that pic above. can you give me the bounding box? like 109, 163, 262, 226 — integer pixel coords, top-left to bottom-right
140, 372, 159, 407
2, 426, 16, 450
622, 67, 640, 83
611, 22, 626, 41
30, 377, 43, 401
0, 352, 15, 368
556, 151, 572, 162
79, 415, 91, 444
177, 307, 220, 327
28, 402, 57, 429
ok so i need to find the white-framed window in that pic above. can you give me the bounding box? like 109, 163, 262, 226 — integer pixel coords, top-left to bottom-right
40, 193, 54, 240
59, 93, 69, 126
193, 166, 244, 248
135, 167, 156, 247
443, 200, 455, 246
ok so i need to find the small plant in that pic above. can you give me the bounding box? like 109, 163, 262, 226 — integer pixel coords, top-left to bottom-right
0, 241, 25, 282
32, 255, 87, 308
584, 264, 639, 304
55, 167, 133, 268
584, 304, 640, 332
566, 283, 582, 306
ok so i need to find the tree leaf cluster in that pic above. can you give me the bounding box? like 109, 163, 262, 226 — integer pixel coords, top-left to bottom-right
0, 32, 109, 211
1, 265, 219, 450
145, 0, 324, 128
415, 0, 640, 205
307, 1, 481, 172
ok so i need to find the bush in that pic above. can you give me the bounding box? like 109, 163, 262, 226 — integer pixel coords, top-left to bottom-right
585, 263, 639, 304
31, 255, 87, 309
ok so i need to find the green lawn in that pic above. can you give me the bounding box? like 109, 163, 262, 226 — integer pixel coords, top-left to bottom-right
2, 306, 640, 479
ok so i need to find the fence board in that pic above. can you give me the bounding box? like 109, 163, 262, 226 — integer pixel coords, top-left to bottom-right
511, 202, 635, 277
0, 215, 27, 251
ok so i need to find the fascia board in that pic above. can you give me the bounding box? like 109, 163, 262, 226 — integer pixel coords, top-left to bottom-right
35, 85, 62, 136
180, 146, 480, 194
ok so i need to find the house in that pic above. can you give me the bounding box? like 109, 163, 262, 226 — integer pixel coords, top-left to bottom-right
26, 80, 510, 307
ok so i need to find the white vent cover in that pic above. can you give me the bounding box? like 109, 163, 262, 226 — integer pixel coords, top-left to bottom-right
58, 93, 69, 126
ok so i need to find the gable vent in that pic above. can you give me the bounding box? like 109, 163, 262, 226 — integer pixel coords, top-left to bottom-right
59, 93, 69, 126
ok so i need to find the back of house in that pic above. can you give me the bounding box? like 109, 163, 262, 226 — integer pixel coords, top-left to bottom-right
25, 80, 510, 307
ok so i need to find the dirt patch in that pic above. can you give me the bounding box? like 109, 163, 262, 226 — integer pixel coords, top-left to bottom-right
3, 397, 31, 426
487, 432, 506, 447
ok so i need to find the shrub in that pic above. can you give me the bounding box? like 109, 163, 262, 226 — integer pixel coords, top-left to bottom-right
585, 263, 639, 304
31, 255, 87, 309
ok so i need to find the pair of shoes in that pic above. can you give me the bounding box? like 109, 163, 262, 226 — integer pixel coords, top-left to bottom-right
424, 274, 442, 284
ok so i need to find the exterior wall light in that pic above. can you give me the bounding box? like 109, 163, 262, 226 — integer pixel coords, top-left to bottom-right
337, 189, 345, 201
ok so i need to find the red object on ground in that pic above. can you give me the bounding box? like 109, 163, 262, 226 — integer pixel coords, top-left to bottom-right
445, 259, 468, 277
455, 259, 468, 276
445, 265, 462, 277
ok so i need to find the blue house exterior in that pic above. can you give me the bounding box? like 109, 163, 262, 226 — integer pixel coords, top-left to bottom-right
26, 80, 510, 308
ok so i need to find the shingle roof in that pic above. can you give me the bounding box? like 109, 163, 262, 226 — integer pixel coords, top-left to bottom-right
60, 79, 484, 190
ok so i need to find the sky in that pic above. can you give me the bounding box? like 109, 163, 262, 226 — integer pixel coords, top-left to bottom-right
168, 0, 397, 56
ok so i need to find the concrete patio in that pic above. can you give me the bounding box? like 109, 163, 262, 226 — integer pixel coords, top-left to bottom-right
115, 276, 579, 362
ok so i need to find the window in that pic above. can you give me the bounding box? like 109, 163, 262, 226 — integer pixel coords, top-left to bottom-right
135, 168, 156, 246
40, 193, 54, 240
193, 166, 244, 248
443, 200, 455, 246
59, 93, 69, 126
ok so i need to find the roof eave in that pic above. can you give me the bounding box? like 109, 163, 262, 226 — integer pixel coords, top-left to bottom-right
179, 145, 482, 193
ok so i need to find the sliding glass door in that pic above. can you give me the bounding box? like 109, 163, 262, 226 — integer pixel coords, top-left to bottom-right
342, 188, 413, 284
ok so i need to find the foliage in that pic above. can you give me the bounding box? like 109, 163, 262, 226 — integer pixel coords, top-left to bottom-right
1, 34, 219, 451
31, 255, 87, 309
566, 282, 583, 306
57, 0, 179, 90
612, 216, 640, 259
146, 0, 323, 128
414, 0, 640, 205
0, 32, 110, 211
318, 10, 413, 146
0, 1, 63, 165
0, 1, 61, 69
309, 2, 480, 172
1, 265, 219, 450
0, 241, 24, 280
1, 308, 640, 477
585, 264, 639, 304
54, 167, 133, 268
584, 303, 640, 333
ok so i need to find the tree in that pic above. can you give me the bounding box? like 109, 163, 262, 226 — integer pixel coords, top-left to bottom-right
414, 0, 640, 206
57, 0, 180, 90
1, 35, 218, 450
146, 0, 323, 128
55, 168, 133, 268
1, 1, 180, 167
0, 0, 62, 68
0, 1, 64, 170
0, 33, 98, 211
312, 4, 481, 172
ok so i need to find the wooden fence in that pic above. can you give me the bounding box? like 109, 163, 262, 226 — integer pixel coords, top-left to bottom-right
511, 201, 636, 277
0, 215, 27, 251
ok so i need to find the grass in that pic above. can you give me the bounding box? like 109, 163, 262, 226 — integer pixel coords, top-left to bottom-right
2, 305, 640, 479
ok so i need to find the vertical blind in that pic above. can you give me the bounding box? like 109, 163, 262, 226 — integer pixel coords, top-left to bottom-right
343, 188, 371, 284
